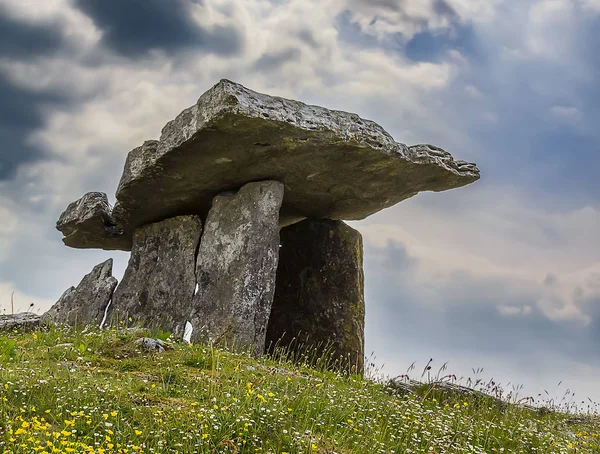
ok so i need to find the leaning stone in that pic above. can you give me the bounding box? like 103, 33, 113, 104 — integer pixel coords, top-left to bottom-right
0, 313, 41, 332
266, 219, 365, 374
109, 215, 202, 337
43, 259, 118, 328
190, 180, 284, 354
56, 192, 130, 250
58, 79, 480, 250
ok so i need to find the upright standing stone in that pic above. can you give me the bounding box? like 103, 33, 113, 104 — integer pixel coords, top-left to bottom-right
44, 259, 118, 328
110, 215, 202, 337
266, 219, 365, 374
190, 180, 284, 354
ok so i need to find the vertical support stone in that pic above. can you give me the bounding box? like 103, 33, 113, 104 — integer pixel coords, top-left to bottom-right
266, 219, 365, 374
110, 215, 202, 337
190, 180, 284, 354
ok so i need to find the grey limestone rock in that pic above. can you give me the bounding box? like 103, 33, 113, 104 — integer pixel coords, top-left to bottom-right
134, 337, 172, 353
110, 215, 202, 336
190, 180, 284, 354
266, 219, 365, 374
56, 192, 130, 250
0, 313, 41, 332
44, 259, 118, 328
58, 79, 479, 250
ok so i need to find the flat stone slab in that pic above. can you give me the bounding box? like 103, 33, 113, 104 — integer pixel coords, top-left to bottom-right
190, 180, 283, 354
266, 219, 365, 373
0, 313, 41, 332
57, 79, 479, 250
109, 215, 202, 337
43, 259, 118, 328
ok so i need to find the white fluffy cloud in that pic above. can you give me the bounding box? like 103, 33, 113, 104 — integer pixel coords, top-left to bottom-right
357, 187, 600, 324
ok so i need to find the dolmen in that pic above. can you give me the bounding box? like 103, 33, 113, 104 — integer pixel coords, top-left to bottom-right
46, 79, 480, 373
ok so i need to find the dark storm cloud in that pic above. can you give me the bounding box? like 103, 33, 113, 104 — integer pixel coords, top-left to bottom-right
0, 11, 65, 58
363, 240, 600, 365
0, 11, 70, 180
74, 0, 243, 57
254, 48, 301, 72
0, 75, 64, 179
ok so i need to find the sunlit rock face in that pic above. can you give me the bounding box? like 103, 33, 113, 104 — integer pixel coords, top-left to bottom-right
43, 259, 118, 328
190, 180, 284, 354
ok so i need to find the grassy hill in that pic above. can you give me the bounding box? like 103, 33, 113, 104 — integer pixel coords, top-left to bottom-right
0, 326, 599, 453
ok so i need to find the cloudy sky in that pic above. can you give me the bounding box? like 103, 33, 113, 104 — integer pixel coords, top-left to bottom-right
1, 0, 599, 404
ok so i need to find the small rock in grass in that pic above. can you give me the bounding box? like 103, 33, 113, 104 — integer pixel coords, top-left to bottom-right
134, 337, 172, 353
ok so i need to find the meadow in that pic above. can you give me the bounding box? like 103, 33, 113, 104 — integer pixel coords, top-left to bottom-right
0, 325, 599, 453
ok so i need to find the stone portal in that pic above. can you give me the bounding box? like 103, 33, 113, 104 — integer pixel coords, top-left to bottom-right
266, 219, 365, 373
47, 79, 480, 368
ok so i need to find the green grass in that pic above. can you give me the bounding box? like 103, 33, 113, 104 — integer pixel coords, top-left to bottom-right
0, 326, 599, 454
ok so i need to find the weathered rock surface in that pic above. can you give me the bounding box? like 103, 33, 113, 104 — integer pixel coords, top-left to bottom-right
109, 216, 202, 336
190, 180, 284, 353
0, 313, 41, 332
44, 259, 118, 327
266, 219, 365, 373
56, 192, 130, 250
58, 79, 480, 250
134, 337, 172, 353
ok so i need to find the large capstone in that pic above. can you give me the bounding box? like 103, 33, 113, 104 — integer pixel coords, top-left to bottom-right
56, 192, 130, 250
109, 215, 202, 337
44, 259, 118, 328
190, 180, 284, 354
58, 79, 480, 250
266, 219, 365, 374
